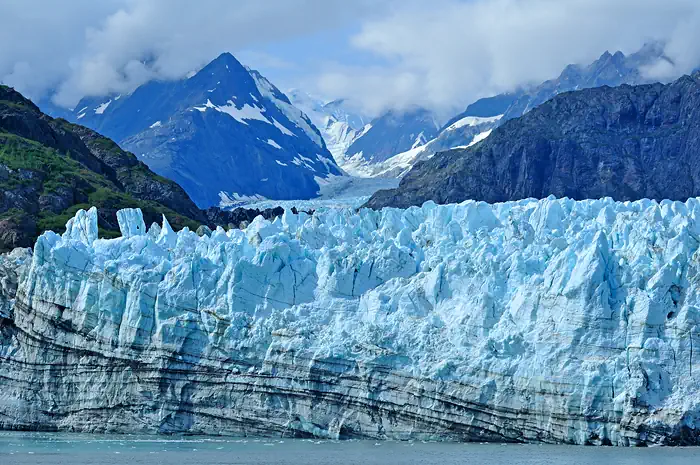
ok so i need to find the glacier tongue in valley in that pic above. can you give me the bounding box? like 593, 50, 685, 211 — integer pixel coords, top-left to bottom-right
1, 196, 700, 445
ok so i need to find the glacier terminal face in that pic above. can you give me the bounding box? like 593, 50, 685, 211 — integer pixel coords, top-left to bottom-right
1, 197, 700, 445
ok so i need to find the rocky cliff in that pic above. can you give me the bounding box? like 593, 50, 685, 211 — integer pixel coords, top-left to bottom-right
367, 73, 700, 210
1, 198, 699, 445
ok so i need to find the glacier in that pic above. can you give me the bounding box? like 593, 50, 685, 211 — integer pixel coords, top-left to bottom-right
1, 196, 700, 445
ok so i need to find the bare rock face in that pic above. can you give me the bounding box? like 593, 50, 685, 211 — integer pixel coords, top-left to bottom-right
366, 72, 700, 210
1, 200, 700, 445
0, 215, 36, 250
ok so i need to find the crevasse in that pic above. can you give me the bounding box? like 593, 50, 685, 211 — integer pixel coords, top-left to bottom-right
2, 196, 700, 445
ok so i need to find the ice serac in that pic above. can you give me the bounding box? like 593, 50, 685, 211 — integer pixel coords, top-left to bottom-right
62, 207, 99, 245
1, 198, 700, 445
117, 208, 146, 238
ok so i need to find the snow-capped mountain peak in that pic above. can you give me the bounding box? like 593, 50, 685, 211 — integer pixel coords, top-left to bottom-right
336, 107, 441, 176
287, 91, 370, 165
54, 52, 342, 208
333, 42, 675, 182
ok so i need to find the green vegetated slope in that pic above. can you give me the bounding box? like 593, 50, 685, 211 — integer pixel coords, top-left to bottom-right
0, 84, 204, 250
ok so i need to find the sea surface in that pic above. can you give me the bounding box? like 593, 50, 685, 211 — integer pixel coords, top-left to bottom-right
1, 432, 700, 465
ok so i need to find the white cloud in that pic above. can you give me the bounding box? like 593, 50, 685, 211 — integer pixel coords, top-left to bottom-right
0, 0, 380, 106
235, 51, 298, 71
2, 0, 700, 115
0, 0, 121, 102
315, 0, 700, 115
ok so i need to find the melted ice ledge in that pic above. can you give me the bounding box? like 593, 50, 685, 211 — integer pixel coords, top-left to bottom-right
8, 196, 700, 444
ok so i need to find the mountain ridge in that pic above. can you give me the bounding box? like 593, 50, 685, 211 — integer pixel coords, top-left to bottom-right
359, 44, 673, 182
286, 90, 369, 168
46, 52, 342, 208
338, 106, 441, 177
0, 84, 304, 251
366, 72, 700, 209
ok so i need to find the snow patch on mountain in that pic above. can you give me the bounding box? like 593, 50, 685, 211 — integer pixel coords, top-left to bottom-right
291, 156, 315, 171
348, 125, 496, 180
411, 132, 427, 149
464, 129, 492, 146
94, 100, 111, 115
271, 118, 295, 137
445, 115, 502, 131
362, 145, 428, 178
266, 139, 282, 150
194, 99, 269, 126
286, 91, 370, 167
219, 191, 267, 206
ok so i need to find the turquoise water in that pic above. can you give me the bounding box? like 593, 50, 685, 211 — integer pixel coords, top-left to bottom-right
1, 432, 700, 464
